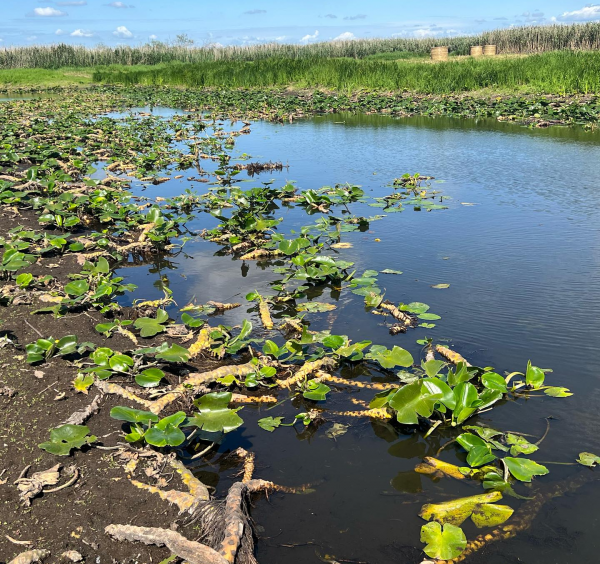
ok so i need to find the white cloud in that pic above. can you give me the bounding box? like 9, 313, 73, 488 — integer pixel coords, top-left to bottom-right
55, 29, 66, 35
71, 29, 94, 37
558, 5, 600, 21
33, 7, 67, 17
149, 34, 158, 40
108, 1, 134, 8
300, 30, 319, 42
113, 25, 133, 38
413, 28, 440, 38
57, 1, 87, 5
333, 31, 356, 41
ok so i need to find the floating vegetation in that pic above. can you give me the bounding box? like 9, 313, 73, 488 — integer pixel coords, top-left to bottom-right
0, 87, 595, 564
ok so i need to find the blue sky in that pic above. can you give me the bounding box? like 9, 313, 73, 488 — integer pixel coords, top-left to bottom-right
1, 1, 600, 46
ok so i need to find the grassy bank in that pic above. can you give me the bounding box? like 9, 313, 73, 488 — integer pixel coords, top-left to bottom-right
3, 22, 600, 69
0, 67, 92, 86
92, 51, 600, 94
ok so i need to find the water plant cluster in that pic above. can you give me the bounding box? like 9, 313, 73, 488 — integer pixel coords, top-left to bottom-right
0, 88, 597, 563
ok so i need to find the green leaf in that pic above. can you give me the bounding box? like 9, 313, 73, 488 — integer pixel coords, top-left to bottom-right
467, 446, 496, 467
380, 269, 402, 275
368, 345, 414, 369
156, 343, 190, 363
505, 434, 538, 456
110, 406, 159, 424
504, 457, 549, 482
422, 359, 446, 377
544, 386, 573, 397
577, 452, 600, 467
109, 354, 134, 373
64, 280, 89, 297
470, 503, 514, 528
431, 284, 450, 289
400, 302, 429, 314
526, 361, 545, 389
258, 416, 284, 432
481, 372, 507, 393
303, 381, 331, 401
389, 382, 441, 425
420, 522, 467, 561
456, 433, 488, 451
187, 392, 243, 433
323, 335, 346, 349
144, 412, 186, 447
452, 382, 479, 425
39, 424, 96, 456
135, 368, 165, 388
422, 377, 456, 410
297, 302, 336, 313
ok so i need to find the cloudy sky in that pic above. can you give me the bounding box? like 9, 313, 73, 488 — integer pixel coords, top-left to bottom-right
1, 1, 600, 46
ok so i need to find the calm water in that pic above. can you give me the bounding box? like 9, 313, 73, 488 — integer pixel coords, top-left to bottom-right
113, 111, 600, 564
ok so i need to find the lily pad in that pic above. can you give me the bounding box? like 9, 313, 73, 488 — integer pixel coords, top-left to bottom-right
39, 424, 97, 456
504, 457, 549, 482
420, 522, 467, 560
188, 392, 243, 433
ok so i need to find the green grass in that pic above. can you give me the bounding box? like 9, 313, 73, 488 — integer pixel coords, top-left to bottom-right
91, 51, 600, 95
0, 67, 93, 86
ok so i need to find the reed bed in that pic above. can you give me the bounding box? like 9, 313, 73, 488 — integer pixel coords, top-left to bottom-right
92, 51, 600, 94
3, 22, 600, 69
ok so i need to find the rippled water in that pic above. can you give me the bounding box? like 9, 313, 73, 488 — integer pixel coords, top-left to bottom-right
114, 111, 600, 564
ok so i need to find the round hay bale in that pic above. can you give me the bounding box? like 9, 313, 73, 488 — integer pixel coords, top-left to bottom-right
483, 44, 497, 56
431, 46, 449, 61
470, 46, 484, 57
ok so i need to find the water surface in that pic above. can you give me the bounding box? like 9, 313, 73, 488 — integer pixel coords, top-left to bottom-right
116, 111, 600, 564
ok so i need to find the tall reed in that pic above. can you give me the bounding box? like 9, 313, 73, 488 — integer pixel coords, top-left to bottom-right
3, 23, 600, 69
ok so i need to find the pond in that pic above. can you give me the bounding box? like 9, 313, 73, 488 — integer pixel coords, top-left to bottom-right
103, 110, 600, 564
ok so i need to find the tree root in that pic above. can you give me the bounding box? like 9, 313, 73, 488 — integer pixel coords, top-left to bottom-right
258, 301, 273, 330
105, 525, 228, 564
278, 357, 337, 389
150, 363, 257, 414
435, 345, 471, 367
314, 372, 393, 391
8, 550, 50, 564
188, 327, 214, 358
379, 301, 415, 327
330, 408, 392, 420
61, 394, 103, 425
239, 249, 282, 261
207, 301, 241, 311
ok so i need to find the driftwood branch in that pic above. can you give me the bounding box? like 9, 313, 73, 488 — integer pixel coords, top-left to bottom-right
105, 525, 228, 564
61, 394, 103, 425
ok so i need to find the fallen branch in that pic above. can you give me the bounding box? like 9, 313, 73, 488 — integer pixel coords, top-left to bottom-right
379, 301, 415, 327
61, 394, 102, 426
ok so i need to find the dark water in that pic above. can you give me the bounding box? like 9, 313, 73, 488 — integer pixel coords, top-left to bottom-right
114, 111, 600, 564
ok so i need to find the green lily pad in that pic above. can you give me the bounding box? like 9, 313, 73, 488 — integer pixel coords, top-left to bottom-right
504, 457, 549, 482
420, 522, 467, 560
39, 424, 97, 456
187, 392, 243, 433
